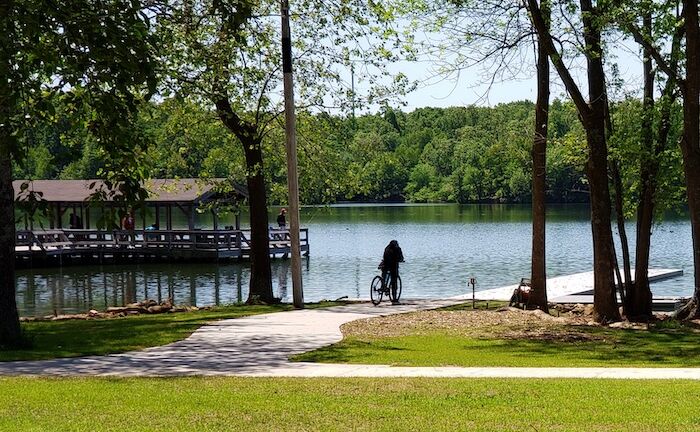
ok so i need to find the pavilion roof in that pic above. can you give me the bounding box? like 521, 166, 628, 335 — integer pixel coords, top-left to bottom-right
13, 179, 248, 204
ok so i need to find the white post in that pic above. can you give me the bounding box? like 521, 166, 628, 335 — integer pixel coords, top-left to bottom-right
281, 0, 304, 308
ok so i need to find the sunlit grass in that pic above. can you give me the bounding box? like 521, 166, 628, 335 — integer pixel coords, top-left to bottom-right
0, 377, 698, 431
294, 317, 700, 367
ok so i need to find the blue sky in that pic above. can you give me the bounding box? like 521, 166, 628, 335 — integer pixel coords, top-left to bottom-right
377, 36, 645, 112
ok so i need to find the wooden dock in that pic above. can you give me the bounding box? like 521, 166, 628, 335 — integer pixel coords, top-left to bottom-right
15, 228, 309, 267
453, 269, 686, 311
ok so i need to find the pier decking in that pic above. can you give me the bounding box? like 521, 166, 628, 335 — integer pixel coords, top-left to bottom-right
15, 228, 309, 266
455, 268, 685, 311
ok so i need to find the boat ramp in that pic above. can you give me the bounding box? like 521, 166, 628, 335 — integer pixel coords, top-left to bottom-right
457, 268, 686, 311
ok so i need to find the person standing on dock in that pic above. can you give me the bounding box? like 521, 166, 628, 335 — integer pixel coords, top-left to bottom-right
382, 240, 404, 305
277, 208, 287, 228
121, 210, 136, 246
69, 212, 83, 229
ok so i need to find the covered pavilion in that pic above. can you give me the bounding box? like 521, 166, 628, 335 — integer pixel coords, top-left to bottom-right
13, 178, 248, 231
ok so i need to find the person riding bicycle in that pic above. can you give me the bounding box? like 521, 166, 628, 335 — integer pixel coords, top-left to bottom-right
381, 240, 404, 305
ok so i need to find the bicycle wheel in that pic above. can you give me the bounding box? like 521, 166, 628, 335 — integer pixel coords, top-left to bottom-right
389, 276, 402, 303
370, 275, 384, 305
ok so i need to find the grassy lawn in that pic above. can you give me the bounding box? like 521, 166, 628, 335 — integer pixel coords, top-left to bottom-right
0, 377, 699, 431
293, 307, 700, 368
2, 302, 341, 362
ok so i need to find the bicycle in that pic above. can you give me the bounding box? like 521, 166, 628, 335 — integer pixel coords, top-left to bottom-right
370, 271, 402, 305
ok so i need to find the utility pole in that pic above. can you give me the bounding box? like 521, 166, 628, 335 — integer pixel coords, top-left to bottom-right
281, 0, 304, 308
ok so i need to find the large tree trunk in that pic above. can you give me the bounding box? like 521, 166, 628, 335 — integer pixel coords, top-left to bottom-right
580, 0, 620, 322
241, 136, 275, 303
215, 98, 275, 304
676, 0, 700, 319
0, 146, 21, 347
529, 0, 550, 312
0, 0, 22, 346
0, 150, 21, 347
585, 126, 620, 322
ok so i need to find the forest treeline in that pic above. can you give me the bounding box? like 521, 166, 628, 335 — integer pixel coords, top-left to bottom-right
13, 98, 684, 206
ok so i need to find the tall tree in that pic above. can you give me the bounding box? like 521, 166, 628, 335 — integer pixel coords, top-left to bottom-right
618, 8, 682, 320
529, 0, 550, 311
622, 0, 700, 319
526, 0, 620, 322
0, 0, 157, 346
0, 0, 20, 345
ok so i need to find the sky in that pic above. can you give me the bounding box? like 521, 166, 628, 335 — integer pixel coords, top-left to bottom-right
368, 36, 646, 112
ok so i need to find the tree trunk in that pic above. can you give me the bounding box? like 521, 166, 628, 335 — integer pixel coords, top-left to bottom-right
0, 145, 21, 347
242, 135, 275, 303
585, 126, 620, 322
0, 0, 22, 346
529, 0, 550, 312
215, 98, 274, 304
676, 0, 700, 319
580, 0, 620, 322
610, 160, 632, 308
629, 15, 656, 320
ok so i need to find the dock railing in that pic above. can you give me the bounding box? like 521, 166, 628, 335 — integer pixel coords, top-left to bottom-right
16, 228, 309, 257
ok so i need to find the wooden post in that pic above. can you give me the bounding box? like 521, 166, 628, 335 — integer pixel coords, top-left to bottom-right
155, 204, 160, 229
56, 203, 63, 229
281, 0, 304, 309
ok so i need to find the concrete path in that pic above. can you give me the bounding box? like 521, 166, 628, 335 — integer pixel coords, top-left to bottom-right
2, 298, 700, 379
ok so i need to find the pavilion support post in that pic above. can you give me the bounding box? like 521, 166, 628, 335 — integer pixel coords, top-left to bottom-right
56, 203, 62, 229
155, 204, 160, 229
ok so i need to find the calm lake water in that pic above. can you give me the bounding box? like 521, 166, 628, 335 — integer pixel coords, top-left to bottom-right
15, 204, 693, 317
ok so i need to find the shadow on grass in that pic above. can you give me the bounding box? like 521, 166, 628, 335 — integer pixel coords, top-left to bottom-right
2, 302, 342, 362
292, 338, 409, 363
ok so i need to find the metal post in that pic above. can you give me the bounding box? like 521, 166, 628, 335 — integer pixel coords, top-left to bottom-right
470, 277, 476, 309
281, 0, 304, 308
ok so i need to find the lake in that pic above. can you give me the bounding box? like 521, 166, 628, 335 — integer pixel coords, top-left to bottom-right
15, 204, 694, 317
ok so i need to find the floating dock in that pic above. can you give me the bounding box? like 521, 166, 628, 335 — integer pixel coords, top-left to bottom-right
454, 268, 685, 311
15, 228, 309, 267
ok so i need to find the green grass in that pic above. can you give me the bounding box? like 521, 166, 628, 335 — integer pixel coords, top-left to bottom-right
2, 302, 342, 362
0, 377, 699, 431
294, 324, 700, 368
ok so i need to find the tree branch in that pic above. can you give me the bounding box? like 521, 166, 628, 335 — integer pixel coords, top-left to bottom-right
525, 0, 591, 119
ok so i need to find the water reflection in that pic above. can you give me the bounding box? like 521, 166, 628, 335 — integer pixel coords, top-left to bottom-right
17, 264, 234, 317
15, 204, 695, 317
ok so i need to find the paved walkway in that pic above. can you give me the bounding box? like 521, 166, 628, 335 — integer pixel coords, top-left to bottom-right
2, 298, 700, 379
